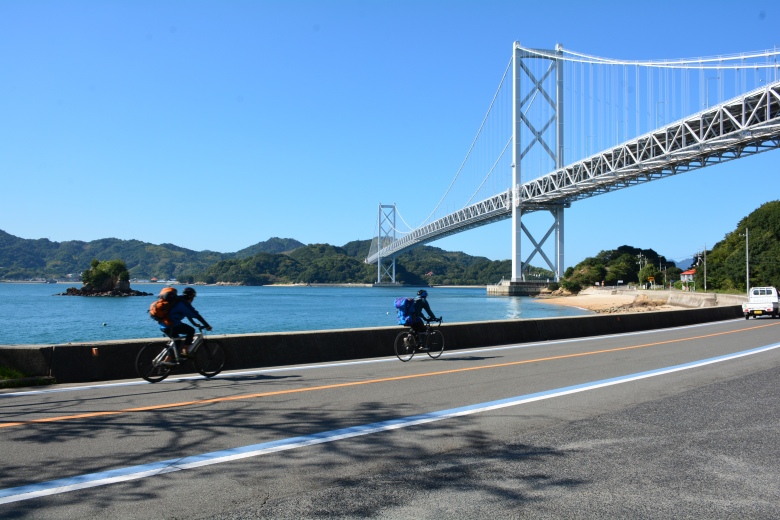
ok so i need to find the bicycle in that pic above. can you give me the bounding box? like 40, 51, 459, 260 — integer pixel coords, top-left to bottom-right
394, 317, 444, 362
135, 326, 226, 383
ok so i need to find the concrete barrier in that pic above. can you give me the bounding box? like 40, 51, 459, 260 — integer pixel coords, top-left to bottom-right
668, 292, 718, 308
633, 289, 746, 308
0, 306, 744, 384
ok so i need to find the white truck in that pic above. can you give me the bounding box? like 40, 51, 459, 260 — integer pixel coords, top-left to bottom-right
741, 286, 780, 319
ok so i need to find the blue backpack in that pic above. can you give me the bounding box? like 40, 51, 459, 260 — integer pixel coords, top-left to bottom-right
394, 297, 417, 326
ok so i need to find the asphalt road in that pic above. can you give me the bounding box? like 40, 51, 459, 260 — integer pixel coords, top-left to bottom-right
1, 317, 779, 519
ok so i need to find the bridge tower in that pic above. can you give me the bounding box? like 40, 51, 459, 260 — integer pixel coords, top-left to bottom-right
374, 203, 398, 285
512, 42, 567, 282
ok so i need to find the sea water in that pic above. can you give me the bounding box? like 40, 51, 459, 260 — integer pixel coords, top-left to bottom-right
0, 283, 590, 345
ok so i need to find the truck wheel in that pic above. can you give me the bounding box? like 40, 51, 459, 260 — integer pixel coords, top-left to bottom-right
745, 313, 750, 320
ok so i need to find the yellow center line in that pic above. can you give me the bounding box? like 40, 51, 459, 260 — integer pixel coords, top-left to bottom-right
2, 321, 777, 429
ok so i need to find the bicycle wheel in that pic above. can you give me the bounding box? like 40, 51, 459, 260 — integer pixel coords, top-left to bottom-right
394, 331, 415, 362
426, 330, 444, 359
194, 339, 226, 378
136, 344, 173, 383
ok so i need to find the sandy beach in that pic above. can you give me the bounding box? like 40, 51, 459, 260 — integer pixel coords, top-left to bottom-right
538, 287, 676, 313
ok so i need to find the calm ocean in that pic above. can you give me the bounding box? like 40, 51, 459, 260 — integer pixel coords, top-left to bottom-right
0, 283, 590, 346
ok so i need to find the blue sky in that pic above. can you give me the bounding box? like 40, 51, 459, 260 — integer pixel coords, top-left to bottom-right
1, 0, 778, 268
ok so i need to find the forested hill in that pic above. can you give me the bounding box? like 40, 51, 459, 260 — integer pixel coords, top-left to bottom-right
562, 245, 683, 292
190, 240, 544, 286
691, 200, 780, 291
233, 237, 306, 258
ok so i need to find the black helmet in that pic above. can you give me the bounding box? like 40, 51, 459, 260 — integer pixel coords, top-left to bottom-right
183, 287, 197, 298
417, 289, 428, 298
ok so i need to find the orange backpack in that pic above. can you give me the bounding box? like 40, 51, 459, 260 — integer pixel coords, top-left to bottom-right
148, 287, 178, 326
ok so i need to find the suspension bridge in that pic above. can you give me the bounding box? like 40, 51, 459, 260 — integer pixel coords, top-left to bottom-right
365, 42, 780, 291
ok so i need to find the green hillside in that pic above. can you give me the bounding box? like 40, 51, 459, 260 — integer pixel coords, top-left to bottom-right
560, 200, 780, 293
690, 200, 780, 291
233, 237, 306, 258
561, 245, 682, 292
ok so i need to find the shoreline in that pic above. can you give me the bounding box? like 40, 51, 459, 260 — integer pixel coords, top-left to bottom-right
538, 288, 677, 313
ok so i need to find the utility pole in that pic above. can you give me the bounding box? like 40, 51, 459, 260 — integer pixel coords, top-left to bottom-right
637, 253, 644, 288
703, 244, 707, 292
659, 260, 667, 288
744, 229, 750, 294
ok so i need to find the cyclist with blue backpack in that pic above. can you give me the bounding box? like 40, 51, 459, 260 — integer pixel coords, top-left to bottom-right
411, 289, 439, 336
393, 289, 444, 360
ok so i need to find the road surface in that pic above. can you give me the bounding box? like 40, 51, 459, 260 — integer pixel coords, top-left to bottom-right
1, 317, 779, 518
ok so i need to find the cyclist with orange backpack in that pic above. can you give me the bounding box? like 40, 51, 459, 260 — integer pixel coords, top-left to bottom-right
164, 287, 211, 354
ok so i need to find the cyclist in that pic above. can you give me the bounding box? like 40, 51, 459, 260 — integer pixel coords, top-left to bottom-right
411, 289, 439, 338
163, 287, 212, 354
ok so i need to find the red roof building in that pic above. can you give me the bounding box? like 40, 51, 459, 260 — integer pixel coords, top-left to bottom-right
680, 269, 695, 282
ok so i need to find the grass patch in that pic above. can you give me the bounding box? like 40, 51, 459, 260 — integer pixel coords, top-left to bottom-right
0, 366, 55, 388
0, 366, 25, 380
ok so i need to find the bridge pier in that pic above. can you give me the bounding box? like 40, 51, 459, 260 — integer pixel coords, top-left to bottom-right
487, 280, 549, 296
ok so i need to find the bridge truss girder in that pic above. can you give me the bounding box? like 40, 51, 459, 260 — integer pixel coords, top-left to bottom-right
521, 81, 780, 204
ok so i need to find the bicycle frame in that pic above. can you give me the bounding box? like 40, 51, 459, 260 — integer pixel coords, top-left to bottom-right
394, 317, 444, 362
137, 326, 225, 383
413, 318, 441, 348
160, 328, 206, 365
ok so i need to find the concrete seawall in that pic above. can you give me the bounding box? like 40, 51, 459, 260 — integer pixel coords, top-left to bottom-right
0, 306, 743, 384
584, 288, 747, 308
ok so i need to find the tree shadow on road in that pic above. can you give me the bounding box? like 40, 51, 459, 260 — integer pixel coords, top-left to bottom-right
0, 372, 590, 517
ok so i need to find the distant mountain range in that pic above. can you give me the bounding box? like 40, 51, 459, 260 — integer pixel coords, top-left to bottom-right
0, 230, 306, 281
0, 228, 710, 287
674, 257, 695, 270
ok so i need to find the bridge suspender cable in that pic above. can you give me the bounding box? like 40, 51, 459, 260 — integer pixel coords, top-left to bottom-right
419, 58, 513, 227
